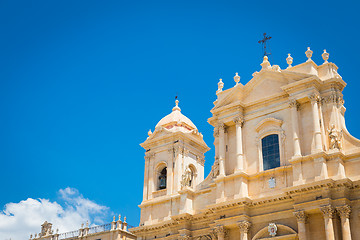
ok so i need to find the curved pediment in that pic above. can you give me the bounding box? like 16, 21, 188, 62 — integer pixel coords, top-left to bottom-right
255, 117, 283, 133
252, 224, 297, 240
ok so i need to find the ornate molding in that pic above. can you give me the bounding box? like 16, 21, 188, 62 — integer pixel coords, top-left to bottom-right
293, 210, 307, 223
238, 221, 251, 233
320, 205, 335, 219
336, 205, 351, 219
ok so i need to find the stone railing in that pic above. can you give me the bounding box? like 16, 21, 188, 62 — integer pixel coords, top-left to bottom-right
32, 217, 135, 240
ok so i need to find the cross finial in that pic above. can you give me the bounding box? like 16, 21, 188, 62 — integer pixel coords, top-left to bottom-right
172, 97, 181, 111
258, 33, 272, 57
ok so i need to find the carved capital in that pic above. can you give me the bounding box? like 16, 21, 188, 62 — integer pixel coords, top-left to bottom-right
238, 221, 251, 233
214, 127, 219, 137
320, 205, 335, 219
183, 149, 190, 157
293, 210, 307, 223
234, 117, 244, 127
289, 100, 300, 109
144, 152, 155, 161
309, 94, 320, 103
196, 155, 205, 166
336, 205, 351, 219
213, 225, 228, 238
174, 146, 183, 156
217, 122, 225, 131
168, 147, 174, 154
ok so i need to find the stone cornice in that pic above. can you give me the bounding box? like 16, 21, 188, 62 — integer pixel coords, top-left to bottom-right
141, 129, 209, 153
284, 178, 355, 196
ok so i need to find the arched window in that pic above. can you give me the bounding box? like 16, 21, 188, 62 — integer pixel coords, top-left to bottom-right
158, 167, 167, 190
261, 134, 280, 171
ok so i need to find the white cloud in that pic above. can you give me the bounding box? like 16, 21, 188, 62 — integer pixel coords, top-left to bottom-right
0, 187, 109, 240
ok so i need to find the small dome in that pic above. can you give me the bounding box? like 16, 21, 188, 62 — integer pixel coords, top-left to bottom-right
155, 100, 197, 132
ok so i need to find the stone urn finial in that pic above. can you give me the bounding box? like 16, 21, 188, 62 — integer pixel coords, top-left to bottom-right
322, 49, 329, 64
305, 47, 313, 62
216, 78, 224, 94
260, 56, 271, 69
148, 129, 152, 136
286, 53, 293, 68
234, 72, 240, 85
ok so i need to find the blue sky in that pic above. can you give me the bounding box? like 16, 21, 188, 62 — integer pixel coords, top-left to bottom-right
1, 0, 360, 238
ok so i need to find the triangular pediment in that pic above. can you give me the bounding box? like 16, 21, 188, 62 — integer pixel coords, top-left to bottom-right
212, 71, 313, 111
243, 72, 289, 104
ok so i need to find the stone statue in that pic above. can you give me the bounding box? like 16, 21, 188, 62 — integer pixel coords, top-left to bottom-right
211, 158, 220, 178
181, 166, 193, 188
328, 124, 342, 150
40, 221, 52, 237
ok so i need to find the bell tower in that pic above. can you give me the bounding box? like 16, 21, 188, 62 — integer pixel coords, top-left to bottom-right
139, 99, 209, 225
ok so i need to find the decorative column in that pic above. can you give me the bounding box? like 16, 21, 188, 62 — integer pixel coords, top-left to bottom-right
234, 117, 245, 172
213, 225, 227, 240
336, 205, 352, 240
294, 210, 307, 240
289, 100, 302, 157
238, 221, 251, 240
218, 123, 226, 176
320, 205, 336, 240
310, 94, 323, 153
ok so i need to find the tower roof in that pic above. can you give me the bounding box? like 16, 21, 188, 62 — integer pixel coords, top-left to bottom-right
155, 99, 197, 132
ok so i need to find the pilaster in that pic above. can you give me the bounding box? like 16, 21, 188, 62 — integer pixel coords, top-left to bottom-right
293, 210, 307, 240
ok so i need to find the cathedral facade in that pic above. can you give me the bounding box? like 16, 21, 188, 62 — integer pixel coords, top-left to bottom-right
33, 48, 360, 240
131, 48, 360, 240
